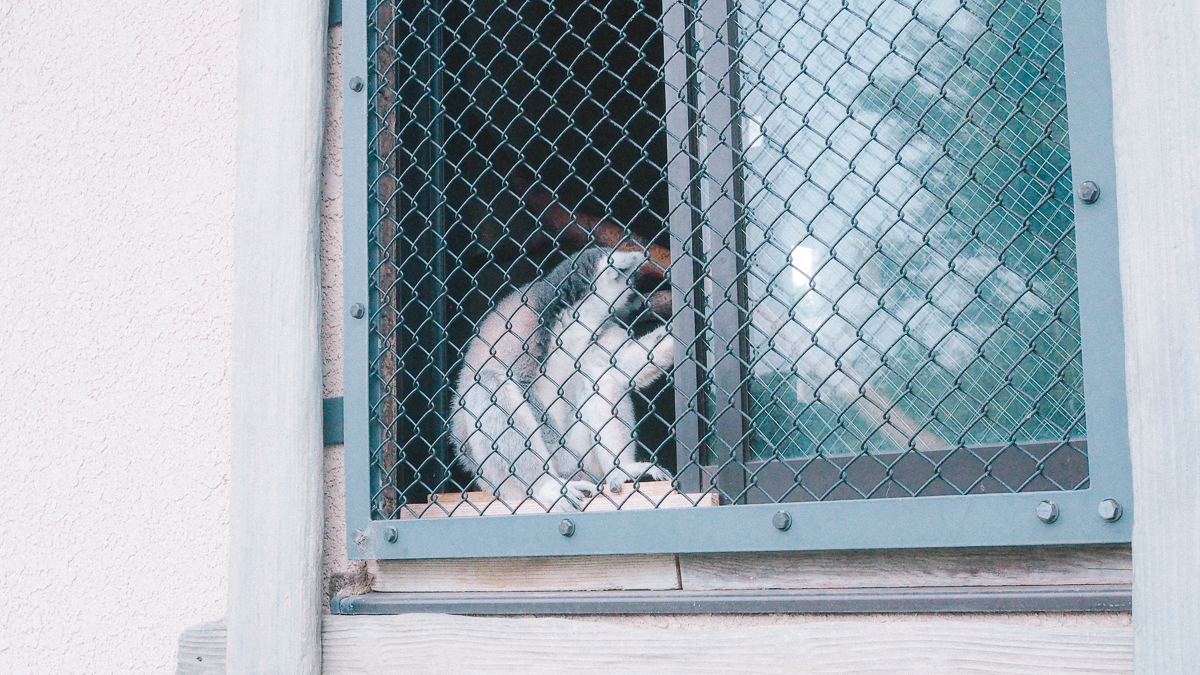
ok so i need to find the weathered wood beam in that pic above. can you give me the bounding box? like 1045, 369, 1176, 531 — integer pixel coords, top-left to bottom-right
369, 545, 1131, 597
179, 616, 1134, 674
373, 554, 681, 593
176, 621, 225, 675
226, 0, 329, 672
1106, 0, 1200, 671
321, 614, 1132, 674
679, 545, 1131, 591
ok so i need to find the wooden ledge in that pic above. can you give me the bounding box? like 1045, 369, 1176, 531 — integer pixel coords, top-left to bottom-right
179, 614, 1134, 674
398, 480, 717, 518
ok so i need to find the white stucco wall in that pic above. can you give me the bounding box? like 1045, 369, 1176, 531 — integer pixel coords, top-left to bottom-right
0, 2, 239, 672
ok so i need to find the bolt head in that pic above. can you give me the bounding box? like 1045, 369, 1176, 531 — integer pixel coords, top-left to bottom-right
352, 529, 368, 550
1098, 499, 1123, 522
350, 303, 365, 319
1036, 500, 1059, 524
1078, 181, 1100, 204
384, 526, 399, 543
348, 76, 364, 92
558, 518, 575, 537
772, 510, 792, 531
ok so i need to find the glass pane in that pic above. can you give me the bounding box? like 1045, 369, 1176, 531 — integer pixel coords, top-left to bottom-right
735, 0, 1085, 474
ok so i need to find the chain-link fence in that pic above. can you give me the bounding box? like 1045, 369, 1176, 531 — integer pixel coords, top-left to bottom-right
365, 0, 1086, 519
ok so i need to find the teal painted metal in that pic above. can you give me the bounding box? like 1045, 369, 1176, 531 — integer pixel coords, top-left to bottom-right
323, 397, 344, 445
352, 488, 1127, 559
329, 0, 342, 26
332, 585, 1132, 614
1059, 0, 1132, 509
342, 0, 372, 550
343, 0, 1132, 560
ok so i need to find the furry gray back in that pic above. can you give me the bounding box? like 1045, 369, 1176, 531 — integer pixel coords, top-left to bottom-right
449, 247, 673, 511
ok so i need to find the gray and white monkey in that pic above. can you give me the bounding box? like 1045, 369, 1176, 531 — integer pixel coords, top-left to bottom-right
450, 248, 675, 511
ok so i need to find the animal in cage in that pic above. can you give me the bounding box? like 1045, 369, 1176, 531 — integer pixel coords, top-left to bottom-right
450, 247, 675, 510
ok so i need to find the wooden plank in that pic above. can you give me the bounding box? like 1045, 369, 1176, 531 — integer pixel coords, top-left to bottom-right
680, 545, 1131, 591
226, 0, 328, 672
373, 554, 681, 592
399, 481, 717, 518
175, 621, 226, 675
321, 614, 1133, 674
1105, 0, 1200, 670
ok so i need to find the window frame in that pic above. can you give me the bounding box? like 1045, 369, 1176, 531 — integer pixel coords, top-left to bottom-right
342, 0, 1132, 560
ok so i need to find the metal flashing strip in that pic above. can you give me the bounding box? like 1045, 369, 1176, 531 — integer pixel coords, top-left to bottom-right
331, 584, 1131, 615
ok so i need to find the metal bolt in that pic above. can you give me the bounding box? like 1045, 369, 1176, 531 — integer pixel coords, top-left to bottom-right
1036, 500, 1059, 524
384, 526, 399, 543
1098, 499, 1123, 522
353, 529, 368, 549
350, 303, 365, 319
1078, 181, 1100, 204
558, 518, 575, 537
772, 510, 792, 531
349, 76, 364, 92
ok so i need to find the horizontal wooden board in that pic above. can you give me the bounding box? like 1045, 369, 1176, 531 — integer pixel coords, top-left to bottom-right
373, 554, 681, 592
321, 614, 1133, 675
175, 621, 225, 675
399, 481, 717, 518
680, 545, 1131, 591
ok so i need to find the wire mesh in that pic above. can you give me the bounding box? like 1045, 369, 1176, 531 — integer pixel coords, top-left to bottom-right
365, 0, 1087, 519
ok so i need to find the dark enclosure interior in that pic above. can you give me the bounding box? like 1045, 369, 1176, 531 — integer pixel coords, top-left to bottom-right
375, 0, 674, 510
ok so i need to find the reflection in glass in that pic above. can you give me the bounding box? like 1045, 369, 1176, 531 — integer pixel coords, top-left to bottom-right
735, 0, 1084, 461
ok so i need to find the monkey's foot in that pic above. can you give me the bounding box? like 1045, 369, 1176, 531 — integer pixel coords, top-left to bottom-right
605, 463, 673, 493
556, 480, 597, 511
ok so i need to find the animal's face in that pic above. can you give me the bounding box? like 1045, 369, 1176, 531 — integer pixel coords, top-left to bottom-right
592, 249, 646, 308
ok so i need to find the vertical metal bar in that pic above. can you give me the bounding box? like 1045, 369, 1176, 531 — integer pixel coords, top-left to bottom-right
343, 0, 373, 550
370, 0, 400, 518
663, 0, 749, 501
696, 0, 747, 502
1058, 0, 1132, 501
663, 0, 705, 494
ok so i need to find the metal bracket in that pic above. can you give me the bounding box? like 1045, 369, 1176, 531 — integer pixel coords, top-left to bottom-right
324, 396, 344, 445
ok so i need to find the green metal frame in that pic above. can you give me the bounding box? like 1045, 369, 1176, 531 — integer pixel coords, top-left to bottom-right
342, 0, 1132, 560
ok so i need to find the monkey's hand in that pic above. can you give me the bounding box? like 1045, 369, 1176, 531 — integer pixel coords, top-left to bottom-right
560, 480, 597, 511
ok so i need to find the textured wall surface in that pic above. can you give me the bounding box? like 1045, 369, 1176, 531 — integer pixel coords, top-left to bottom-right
322, 27, 346, 402
0, 2, 238, 673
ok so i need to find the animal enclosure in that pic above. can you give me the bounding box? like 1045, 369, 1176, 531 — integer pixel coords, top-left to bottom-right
345, 0, 1133, 556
